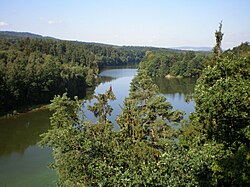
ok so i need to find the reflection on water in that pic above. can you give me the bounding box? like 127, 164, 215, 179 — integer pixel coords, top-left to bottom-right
154, 77, 196, 95
0, 110, 52, 156
154, 77, 197, 119
99, 68, 138, 79
0, 146, 56, 187
0, 109, 57, 186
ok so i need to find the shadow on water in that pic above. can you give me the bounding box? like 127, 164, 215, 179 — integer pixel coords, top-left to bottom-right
0, 109, 52, 156
153, 77, 197, 95
0, 109, 57, 187
153, 77, 197, 119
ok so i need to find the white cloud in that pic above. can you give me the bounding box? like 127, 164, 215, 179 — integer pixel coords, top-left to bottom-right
0, 21, 9, 27
48, 20, 63, 25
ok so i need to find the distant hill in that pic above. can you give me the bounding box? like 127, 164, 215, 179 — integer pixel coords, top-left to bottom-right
0, 31, 57, 40
0, 31, 211, 53
0, 31, 176, 52
173, 46, 212, 52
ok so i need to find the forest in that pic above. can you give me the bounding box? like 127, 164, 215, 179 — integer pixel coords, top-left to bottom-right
40, 25, 250, 186
139, 38, 250, 79
0, 33, 145, 115
140, 50, 210, 78
0, 32, 211, 115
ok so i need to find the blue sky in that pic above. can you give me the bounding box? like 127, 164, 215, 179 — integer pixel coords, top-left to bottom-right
0, 0, 249, 49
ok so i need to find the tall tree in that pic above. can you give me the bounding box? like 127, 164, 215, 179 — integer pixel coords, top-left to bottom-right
189, 25, 250, 186
88, 86, 116, 124
211, 21, 224, 66
117, 70, 183, 144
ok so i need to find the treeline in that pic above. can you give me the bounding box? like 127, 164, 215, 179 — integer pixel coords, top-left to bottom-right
223, 42, 250, 58
140, 41, 250, 79
0, 34, 145, 115
0, 35, 145, 67
140, 50, 211, 78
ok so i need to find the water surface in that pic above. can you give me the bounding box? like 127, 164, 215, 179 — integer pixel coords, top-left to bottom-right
0, 109, 56, 187
154, 77, 196, 119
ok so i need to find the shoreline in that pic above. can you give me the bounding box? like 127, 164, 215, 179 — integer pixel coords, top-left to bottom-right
0, 104, 50, 119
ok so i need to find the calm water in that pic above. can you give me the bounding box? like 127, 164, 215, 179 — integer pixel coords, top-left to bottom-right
154, 77, 196, 119
0, 110, 56, 187
83, 69, 137, 130
0, 68, 196, 186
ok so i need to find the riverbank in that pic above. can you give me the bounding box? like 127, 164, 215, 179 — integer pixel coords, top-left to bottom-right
0, 104, 49, 119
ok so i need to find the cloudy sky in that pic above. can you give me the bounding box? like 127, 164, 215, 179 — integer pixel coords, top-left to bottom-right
0, 0, 249, 49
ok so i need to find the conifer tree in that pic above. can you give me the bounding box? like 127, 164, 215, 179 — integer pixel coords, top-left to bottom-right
211, 21, 224, 66
88, 86, 116, 124
117, 70, 183, 144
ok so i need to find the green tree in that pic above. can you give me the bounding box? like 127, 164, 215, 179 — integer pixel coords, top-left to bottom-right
0, 35, 145, 115
41, 89, 221, 186
211, 21, 224, 66
189, 28, 250, 185
88, 86, 116, 124
117, 70, 183, 144
194, 55, 250, 146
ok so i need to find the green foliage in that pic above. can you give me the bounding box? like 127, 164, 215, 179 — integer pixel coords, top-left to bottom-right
211, 21, 224, 66
117, 70, 183, 143
0, 36, 145, 115
42, 71, 224, 186
189, 40, 250, 185
0, 51, 86, 115
88, 86, 116, 124
194, 55, 250, 146
41, 57, 250, 185
139, 50, 210, 78
39, 29, 250, 186
223, 42, 250, 59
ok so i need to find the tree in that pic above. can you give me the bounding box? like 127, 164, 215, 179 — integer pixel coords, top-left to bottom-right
189, 27, 250, 185
41, 69, 203, 186
211, 21, 224, 66
139, 50, 210, 78
0, 35, 145, 115
117, 70, 183, 144
194, 54, 250, 146
88, 86, 116, 124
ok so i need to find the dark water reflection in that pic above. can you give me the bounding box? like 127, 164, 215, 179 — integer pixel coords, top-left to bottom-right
154, 77, 196, 119
0, 110, 52, 156
154, 77, 196, 95
0, 109, 57, 186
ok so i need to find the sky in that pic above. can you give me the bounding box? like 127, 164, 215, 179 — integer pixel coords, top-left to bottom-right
0, 0, 249, 49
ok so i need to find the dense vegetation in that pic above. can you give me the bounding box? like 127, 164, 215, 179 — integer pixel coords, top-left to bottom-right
0, 31, 215, 115
40, 70, 186, 186
40, 25, 250, 186
139, 23, 249, 79
187, 48, 249, 186
140, 50, 211, 78
0, 33, 146, 115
